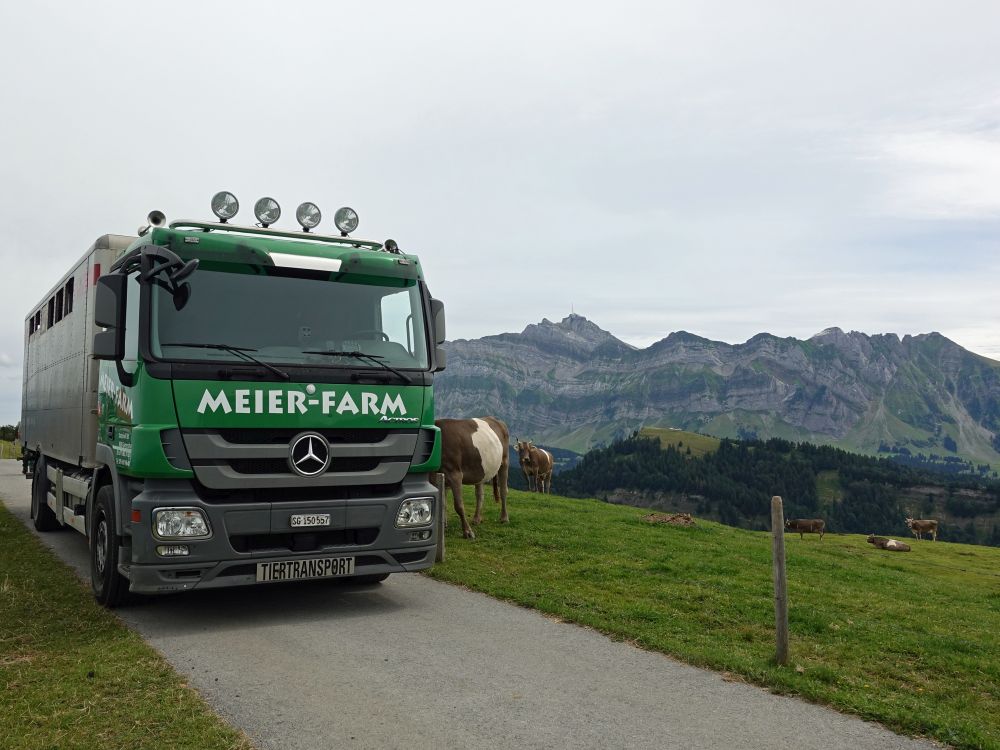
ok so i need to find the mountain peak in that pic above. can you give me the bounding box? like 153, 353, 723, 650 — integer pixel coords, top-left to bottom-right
520, 313, 633, 356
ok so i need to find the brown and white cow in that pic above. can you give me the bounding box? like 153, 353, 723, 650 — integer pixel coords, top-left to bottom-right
436, 417, 510, 539
905, 518, 938, 541
784, 518, 825, 540
514, 439, 554, 493
867, 534, 911, 552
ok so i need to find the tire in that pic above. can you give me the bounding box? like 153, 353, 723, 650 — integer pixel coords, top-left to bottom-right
30, 457, 60, 532
91, 485, 129, 607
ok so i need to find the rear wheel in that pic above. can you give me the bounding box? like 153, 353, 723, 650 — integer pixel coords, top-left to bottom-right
91, 485, 129, 607
30, 457, 59, 532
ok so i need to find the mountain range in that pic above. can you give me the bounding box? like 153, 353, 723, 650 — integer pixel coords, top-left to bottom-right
436, 314, 1000, 466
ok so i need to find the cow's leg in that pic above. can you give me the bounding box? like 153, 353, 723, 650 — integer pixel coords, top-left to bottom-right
799, 531, 804, 540
932, 528, 937, 542
497, 462, 509, 524
492, 475, 500, 504
448, 474, 474, 539
472, 482, 484, 526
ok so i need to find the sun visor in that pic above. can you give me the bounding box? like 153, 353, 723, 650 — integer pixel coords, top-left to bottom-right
268, 253, 342, 272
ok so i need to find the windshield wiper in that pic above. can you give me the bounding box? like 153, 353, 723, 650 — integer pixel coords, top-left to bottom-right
162, 342, 290, 381
302, 350, 412, 384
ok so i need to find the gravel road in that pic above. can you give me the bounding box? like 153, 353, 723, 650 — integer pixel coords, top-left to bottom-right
0, 461, 937, 750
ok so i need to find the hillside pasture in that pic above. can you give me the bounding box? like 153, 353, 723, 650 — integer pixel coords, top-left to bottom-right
640, 427, 720, 457
430, 487, 1000, 750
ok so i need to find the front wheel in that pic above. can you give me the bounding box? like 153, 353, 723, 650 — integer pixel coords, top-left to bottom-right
91, 485, 129, 607
31, 457, 59, 532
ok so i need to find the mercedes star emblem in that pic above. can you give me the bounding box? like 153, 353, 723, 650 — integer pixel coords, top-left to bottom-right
288, 432, 331, 477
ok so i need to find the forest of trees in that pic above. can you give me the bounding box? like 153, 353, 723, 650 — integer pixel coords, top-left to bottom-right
557, 433, 1000, 547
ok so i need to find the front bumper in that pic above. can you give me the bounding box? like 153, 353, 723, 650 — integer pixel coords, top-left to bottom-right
122, 474, 438, 594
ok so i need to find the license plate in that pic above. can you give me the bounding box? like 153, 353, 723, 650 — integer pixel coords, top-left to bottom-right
256, 556, 355, 583
290, 513, 330, 528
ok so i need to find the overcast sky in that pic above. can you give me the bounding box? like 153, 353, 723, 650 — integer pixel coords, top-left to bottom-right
2, 1, 999, 424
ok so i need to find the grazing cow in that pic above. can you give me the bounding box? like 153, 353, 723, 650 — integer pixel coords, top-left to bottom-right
784, 518, 826, 540
514, 439, 554, 493
867, 534, 911, 552
905, 518, 938, 541
436, 417, 510, 539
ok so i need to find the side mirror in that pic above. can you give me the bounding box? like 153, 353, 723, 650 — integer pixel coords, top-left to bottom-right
95, 275, 126, 328
93, 275, 126, 361
432, 346, 447, 373
430, 298, 446, 345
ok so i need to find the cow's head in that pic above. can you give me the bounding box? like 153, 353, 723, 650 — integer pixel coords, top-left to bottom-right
514, 440, 534, 465
904, 517, 914, 527
783, 519, 792, 529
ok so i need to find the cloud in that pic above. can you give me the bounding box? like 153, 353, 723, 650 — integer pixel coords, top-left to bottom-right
874, 128, 1000, 219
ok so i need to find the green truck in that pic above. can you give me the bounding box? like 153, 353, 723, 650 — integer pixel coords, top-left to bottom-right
21, 193, 446, 606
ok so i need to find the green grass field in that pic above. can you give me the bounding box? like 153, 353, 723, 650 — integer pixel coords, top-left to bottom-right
640, 427, 721, 457
430, 487, 1000, 749
0, 503, 251, 750
0, 440, 21, 460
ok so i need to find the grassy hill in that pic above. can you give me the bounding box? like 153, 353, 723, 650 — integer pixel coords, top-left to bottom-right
0, 441, 21, 461
556, 432, 1000, 545
430, 487, 1000, 749
639, 427, 720, 457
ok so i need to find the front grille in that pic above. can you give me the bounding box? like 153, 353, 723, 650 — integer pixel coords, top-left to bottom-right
230, 528, 379, 553
413, 428, 436, 465
224, 457, 384, 476
209, 428, 406, 445
183, 427, 418, 491
192, 480, 403, 504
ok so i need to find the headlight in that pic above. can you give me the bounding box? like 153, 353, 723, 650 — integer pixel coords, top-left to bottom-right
396, 498, 433, 527
334, 206, 359, 235
153, 508, 211, 539
211, 191, 239, 222
296, 202, 322, 231
254, 196, 281, 227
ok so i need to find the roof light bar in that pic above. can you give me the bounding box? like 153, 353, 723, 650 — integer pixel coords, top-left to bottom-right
334, 206, 359, 236
211, 191, 239, 222
254, 197, 281, 228
296, 202, 322, 232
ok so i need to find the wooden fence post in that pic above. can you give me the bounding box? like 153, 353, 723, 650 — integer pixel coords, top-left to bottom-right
435, 472, 446, 563
771, 495, 789, 666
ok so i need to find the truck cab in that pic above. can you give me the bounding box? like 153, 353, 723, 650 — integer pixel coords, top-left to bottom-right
22, 195, 446, 606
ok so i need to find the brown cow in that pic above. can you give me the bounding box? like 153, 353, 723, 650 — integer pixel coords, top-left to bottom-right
514, 439, 554, 493
436, 417, 510, 539
784, 518, 825, 540
867, 534, 911, 552
905, 518, 938, 541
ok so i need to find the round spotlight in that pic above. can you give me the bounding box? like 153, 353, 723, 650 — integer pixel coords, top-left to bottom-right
254, 197, 281, 227
334, 206, 359, 235
295, 202, 322, 232
210, 191, 239, 222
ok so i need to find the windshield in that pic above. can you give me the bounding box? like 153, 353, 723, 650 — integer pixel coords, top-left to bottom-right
150, 266, 429, 370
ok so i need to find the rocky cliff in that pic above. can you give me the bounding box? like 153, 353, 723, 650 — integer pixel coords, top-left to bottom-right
436, 314, 1000, 463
